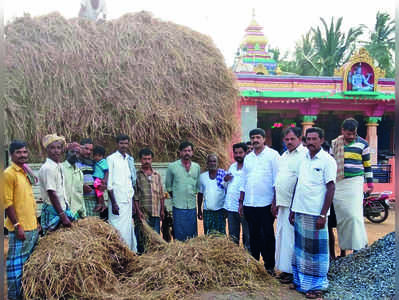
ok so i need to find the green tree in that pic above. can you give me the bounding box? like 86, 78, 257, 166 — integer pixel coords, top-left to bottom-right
312, 17, 364, 76
362, 11, 395, 78
294, 30, 320, 75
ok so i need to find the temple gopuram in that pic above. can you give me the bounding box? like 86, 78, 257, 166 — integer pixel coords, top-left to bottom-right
233, 15, 395, 171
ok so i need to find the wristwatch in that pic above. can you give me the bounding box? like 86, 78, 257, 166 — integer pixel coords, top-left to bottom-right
319, 214, 326, 219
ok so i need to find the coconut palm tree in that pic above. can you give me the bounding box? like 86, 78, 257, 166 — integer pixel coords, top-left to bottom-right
312, 17, 364, 76
362, 11, 395, 78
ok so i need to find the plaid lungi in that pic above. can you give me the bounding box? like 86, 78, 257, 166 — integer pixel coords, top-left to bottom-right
203, 209, 226, 235
85, 196, 100, 217
292, 213, 329, 293
41, 203, 76, 234
7, 229, 39, 299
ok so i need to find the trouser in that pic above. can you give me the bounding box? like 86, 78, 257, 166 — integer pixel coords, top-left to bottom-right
244, 205, 275, 270
227, 211, 251, 252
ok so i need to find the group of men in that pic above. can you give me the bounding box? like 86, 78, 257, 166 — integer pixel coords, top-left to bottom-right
4, 117, 373, 299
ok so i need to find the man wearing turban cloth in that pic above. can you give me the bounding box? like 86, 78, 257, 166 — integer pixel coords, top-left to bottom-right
63, 142, 87, 219
39, 134, 75, 234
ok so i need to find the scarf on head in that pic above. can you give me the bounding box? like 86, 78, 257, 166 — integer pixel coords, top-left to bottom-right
332, 135, 345, 181
42, 133, 65, 149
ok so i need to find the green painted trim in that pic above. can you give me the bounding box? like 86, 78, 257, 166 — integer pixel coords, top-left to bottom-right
302, 115, 317, 122
241, 90, 331, 98
366, 117, 382, 124
243, 58, 276, 64
240, 90, 394, 100
343, 91, 379, 96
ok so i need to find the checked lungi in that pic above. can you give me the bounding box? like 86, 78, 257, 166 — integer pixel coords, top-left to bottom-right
203, 209, 226, 235
7, 229, 39, 300
41, 203, 76, 235
292, 213, 329, 293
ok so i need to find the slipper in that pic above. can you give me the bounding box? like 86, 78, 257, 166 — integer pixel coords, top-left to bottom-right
276, 272, 289, 280
279, 275, 293, 284
305, 290, 323, 299
289, 283, 296, 290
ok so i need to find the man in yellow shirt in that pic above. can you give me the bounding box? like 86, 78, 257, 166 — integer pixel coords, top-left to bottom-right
4, 140, 40, 300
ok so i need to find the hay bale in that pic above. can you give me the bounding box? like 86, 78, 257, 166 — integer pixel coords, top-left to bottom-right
123, 235, 272, 299
22, 217, 138, 299
4, 12, 238, 167
22, 218, 272, 300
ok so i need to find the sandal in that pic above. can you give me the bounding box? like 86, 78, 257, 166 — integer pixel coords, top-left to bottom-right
305, 290, 323, 299
279, 274, 293, 284
289, 283, 296, 290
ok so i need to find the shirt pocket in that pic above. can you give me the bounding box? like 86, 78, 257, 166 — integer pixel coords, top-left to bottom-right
309, 166, 324, 184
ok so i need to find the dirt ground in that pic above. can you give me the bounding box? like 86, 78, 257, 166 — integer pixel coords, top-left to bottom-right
2, 210, 395, 300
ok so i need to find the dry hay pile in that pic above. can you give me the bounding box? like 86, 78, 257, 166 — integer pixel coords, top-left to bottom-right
4, 12, 238, 167
23, 218, 273, 300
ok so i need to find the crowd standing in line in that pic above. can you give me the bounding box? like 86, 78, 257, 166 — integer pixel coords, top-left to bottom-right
3, 117, 374, 300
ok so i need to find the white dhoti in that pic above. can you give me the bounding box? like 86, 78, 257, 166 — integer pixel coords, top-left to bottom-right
108, 196, 137, 252
275, 206, 294, 273
333, 176, 368, 250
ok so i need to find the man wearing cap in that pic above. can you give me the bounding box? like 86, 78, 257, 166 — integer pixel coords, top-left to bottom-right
3, 141, 40, 300
239, 128, 279, 276
39, 134, 74, 234
63, 142, 86, 219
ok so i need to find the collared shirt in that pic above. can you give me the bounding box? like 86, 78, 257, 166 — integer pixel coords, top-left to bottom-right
39, 158, 68, 211
107, 151, 134, 204
3, 163, 37, 231
200, 170, 226, 211
62, 161, 86, 218
240, 146, 279, 207
134, 168, 164, 217
224, 162, 244, 212
275, 144, 307, 207
92, 158, 108, 179
165, 160, 201, 209
292, 149, 337, 216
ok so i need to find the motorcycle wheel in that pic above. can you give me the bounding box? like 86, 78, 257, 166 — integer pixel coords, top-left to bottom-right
366, 202, 389, 223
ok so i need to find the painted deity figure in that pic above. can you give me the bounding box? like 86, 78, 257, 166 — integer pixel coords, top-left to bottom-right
351, 65, 373, 91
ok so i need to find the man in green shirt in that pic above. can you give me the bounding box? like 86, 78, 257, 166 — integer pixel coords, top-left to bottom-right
165, 141, 201, 241
63, 142, 86, 219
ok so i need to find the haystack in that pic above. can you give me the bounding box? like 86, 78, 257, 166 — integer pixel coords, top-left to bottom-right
4, 12, 238, 167
22, 218, 273, 300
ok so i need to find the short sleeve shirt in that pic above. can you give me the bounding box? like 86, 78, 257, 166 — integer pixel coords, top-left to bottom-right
292, 149, 337, 216
224, 163, 243, 212
92, 158, 109, 179
39, 158, 68, 211
200, 171, 225, 211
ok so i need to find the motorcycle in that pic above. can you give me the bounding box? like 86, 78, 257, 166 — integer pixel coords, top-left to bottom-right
363, 191, 392, 224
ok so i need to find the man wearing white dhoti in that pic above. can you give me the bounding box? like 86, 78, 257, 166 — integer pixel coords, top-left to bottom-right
107, 134, 137, 252
331, 118, 373, 257
272, 127, 306, 284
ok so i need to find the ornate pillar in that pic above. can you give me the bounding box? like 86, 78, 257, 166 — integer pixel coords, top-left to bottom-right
301, 115, 317, 136
365, 117, 381, 165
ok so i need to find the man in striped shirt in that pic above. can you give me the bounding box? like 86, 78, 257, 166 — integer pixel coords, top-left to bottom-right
331, 118, 373, 257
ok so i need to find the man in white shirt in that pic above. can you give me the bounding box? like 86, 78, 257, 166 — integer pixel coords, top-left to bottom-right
239, 128, 279, 276
197, 154, 226, 235
79, 0, 107, 22
107, 134, 137, 252
289, 127, 337, 299
272, 127, 306, 284
224, 142, 250, 251
39, 134, 74, 234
